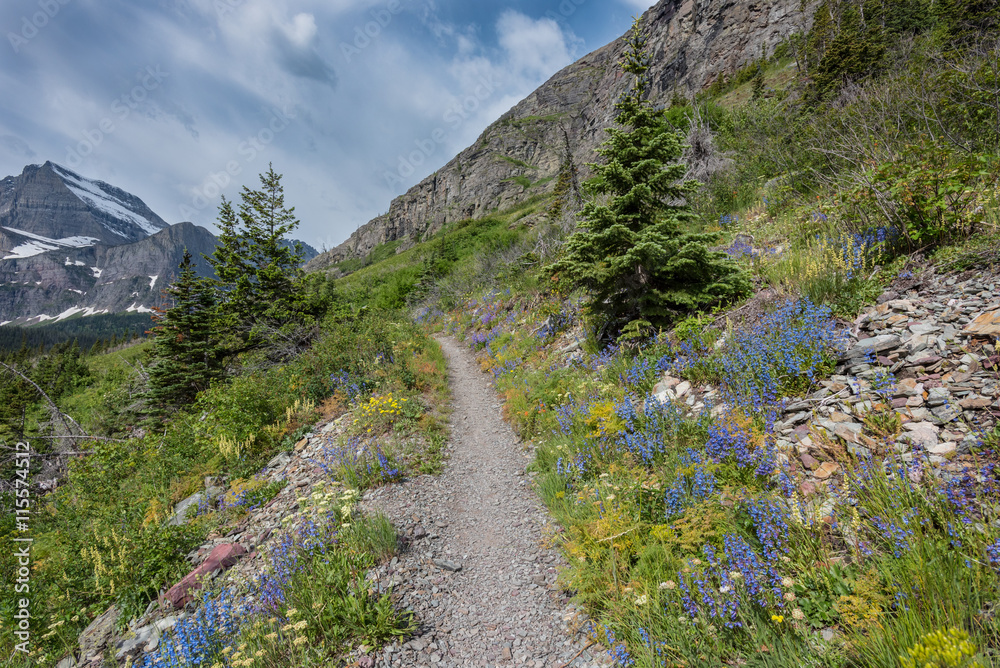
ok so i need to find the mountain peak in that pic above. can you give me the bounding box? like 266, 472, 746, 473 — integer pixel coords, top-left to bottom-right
0, 162, 170, 260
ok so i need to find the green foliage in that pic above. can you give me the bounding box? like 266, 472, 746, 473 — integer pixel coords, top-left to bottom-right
548, 17, 749, 334
283, 541, 413, 649
146, 250, 225, 419
846, 141, 997, 245
209, 164, 309, 354
900, 627, 983, 668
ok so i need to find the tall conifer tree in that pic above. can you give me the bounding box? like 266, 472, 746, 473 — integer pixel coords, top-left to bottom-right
548, 18, 748, 334
208, 164, 305, 350
146, 250, 223, 417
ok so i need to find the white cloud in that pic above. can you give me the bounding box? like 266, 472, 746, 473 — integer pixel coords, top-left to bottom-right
283, 13, 318, 47
496, 11, 579, 81
619, 0, 656, 13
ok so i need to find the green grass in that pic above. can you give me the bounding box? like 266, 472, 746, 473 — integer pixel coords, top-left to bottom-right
497, 154, 538, 170
0, 309, 449, 665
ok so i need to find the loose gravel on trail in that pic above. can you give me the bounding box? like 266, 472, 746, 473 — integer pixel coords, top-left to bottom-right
360, 336, 610, 668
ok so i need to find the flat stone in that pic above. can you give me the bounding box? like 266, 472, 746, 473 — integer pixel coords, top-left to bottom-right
927, 442, 957, 456
266, 451, 293, 470
903, 420, 940, 434
887, 300, 914, 312
161, 544, 247, 609
433, 559, 463, 572
115, 626, 154, 662
931, 404, 961, 423
79, 605, 118, 661
674, 381, 691, 397
814, 461, 840, 480
963, 311, 1000, 338
902, 424, 940, 448
877, 291, 900, 304
840, 335, 902, 360
168, 492, 205, 526
835, 426, 863, 444
800, 453, 820, 470
959, 396, 992, 409
909, 323, 940, 336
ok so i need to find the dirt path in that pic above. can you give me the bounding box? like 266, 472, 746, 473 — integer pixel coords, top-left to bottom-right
360, 336, 609, 667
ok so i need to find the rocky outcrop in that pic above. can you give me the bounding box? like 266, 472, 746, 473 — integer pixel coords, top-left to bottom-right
307, 0, 818, 272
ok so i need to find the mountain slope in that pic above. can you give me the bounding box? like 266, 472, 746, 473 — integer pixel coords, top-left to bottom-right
307, 0, 818, 272
0, 222, 217, 324
0, 162, 169, 258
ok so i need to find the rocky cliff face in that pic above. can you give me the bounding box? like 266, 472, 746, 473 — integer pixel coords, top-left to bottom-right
307, 0, 817, 273
0, 222, 218, 324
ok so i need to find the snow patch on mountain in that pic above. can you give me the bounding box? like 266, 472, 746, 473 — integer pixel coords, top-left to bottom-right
126, 303, 153, 313
2, 226, 100, 259
51, 164, 162, 237
23, 306, 110, 324
149, 275, 158, 289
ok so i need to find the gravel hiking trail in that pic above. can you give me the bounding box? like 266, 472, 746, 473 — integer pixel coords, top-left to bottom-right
359, 336, 610, 668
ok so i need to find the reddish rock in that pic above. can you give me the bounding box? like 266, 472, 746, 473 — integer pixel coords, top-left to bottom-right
161, 544, 246, 610
800, 453, 820, 470
959, 397, 992, 409
799, 481, 817, 497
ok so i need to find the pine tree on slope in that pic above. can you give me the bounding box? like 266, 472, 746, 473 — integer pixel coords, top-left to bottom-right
146, 250, 223, 417
209, 164, 304, 352
548, 18, 749, 335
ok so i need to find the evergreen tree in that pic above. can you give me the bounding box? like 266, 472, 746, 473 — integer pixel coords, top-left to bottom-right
146, 250, 224, 417
547, 18, 749, 335
208, 164, 305, 350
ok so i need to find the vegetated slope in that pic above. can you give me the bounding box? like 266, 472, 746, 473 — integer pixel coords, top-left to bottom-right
306, 0, 818, 271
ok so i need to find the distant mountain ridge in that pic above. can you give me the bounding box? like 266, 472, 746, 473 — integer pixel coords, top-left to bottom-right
307, 0, 818, 272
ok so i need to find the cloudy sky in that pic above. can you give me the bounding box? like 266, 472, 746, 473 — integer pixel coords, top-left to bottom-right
0, 0, 654, 249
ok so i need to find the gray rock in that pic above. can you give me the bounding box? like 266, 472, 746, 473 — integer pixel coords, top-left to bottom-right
79, 605, 118, 662
168, 492, 205, 526
909, 323, 939, 336
931, 404, 961, 423
433, 559, 462, 572
265, 451, 293, 471
840, 335, 902, 361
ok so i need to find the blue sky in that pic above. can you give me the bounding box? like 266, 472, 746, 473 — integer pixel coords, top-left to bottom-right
0, 0, 654, 249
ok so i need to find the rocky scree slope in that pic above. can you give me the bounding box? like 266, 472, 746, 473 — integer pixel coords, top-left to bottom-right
307, 0, 819, 272
623, 266, 1000, 518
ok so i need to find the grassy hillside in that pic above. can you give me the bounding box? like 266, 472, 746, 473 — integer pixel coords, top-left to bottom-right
2, 3, 998, 666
